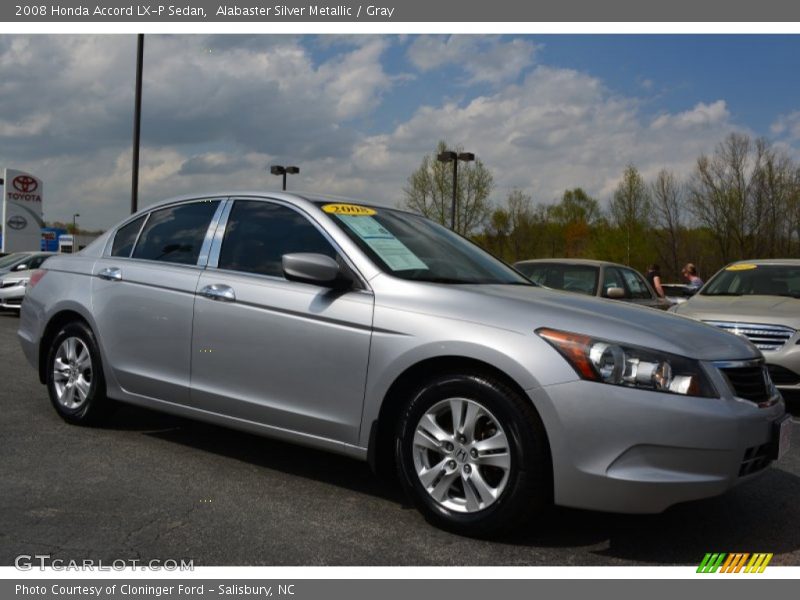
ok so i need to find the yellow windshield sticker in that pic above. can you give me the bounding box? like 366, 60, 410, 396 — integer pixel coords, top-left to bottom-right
322, 203, 376, 216
726, 263, 758, 271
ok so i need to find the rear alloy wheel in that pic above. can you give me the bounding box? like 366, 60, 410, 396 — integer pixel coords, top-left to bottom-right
46, 321, 112, 425
396, 373, 551, 537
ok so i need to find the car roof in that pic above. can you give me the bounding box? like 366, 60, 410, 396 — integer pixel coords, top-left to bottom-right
513, 258, 629, 268
137, 191, 391, 214
726, 259, 800, 266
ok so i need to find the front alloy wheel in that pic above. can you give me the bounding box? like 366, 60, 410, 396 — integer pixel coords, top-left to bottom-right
396, 373, 551, 537
413, 398, 511, 513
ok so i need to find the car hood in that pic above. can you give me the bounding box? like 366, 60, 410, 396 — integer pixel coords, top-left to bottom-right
374, 277, 761, 361
674, 293, 800, 329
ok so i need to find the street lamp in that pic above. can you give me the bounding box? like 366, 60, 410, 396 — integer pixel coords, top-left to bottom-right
437, 150, 475, 230
72, 213, 80, 233
270, 165, 300, 191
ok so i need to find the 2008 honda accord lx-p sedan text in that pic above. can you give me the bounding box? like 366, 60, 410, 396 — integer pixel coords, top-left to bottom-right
18, 193, 791, 536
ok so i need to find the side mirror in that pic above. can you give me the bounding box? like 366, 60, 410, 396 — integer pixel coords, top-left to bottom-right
606, 286, 626, 299
282, 253, 347, 288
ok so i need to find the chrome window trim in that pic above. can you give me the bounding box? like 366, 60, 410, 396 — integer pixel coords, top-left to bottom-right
197, 199, 229, 268
206, 196, 371, 291
206, 199, 234, 268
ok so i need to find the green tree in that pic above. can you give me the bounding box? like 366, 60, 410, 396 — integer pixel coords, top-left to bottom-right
403, 141, 494, 235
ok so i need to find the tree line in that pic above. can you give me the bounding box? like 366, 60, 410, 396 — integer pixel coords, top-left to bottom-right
403, 135, 800, 282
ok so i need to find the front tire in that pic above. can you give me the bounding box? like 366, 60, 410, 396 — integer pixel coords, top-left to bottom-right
395, 373, 551, 537
45, 321, 112, 425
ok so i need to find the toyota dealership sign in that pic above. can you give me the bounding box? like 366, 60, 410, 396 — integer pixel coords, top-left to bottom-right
2, 168, 44, 253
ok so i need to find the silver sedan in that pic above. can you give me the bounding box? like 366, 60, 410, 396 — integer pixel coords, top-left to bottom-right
18, 193, 790, 536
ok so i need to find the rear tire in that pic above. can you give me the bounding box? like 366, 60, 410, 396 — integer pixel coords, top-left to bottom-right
395, 372, 551, 537
45, 321, 112, 425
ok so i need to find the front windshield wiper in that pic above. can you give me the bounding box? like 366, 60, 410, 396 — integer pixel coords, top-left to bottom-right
703, 292, 743, 296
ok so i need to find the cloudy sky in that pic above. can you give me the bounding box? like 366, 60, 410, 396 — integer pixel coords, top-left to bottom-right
2, 34, 800, 230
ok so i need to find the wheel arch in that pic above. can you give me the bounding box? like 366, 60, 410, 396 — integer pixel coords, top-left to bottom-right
367, 355, 553, 482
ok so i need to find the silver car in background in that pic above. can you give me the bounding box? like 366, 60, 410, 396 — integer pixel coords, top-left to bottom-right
674, 259, 800, 397
18, 193, 790, 536
514, 258, 671, 311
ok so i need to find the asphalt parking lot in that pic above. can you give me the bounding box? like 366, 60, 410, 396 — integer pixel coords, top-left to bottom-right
1, 312, 799, 567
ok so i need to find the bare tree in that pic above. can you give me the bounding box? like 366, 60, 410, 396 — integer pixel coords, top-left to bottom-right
650, 170, 685, 278
403, 141, 494, 235
688, 133, 767, 262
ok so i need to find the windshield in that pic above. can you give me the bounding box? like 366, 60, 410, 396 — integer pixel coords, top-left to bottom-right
317, 202, 532, 285
0, 253, 30, 269
702, 264, 800, 298
516, 263, 598, 295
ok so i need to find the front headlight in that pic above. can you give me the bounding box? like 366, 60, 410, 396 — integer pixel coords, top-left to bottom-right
537, 328, 717, 398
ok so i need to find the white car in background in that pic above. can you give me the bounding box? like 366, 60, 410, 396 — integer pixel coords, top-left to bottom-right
0, 253, 55, 311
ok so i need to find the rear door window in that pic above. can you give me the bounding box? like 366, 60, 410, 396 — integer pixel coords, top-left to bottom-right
132, 201, 220, 265
111, 215, 146, 258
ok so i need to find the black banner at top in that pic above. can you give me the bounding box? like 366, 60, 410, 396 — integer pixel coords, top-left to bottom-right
4, 0, 800, 22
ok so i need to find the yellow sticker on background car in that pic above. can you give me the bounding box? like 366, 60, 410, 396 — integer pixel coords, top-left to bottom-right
726, 263, 758, 271
322, 203, 376, 216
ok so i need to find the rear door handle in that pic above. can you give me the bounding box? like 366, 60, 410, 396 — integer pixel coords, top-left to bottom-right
97, 267, 122, 281
199, 283, 236, 302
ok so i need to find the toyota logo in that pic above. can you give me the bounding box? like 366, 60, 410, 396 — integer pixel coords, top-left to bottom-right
7, 215, 28, 230
12, 175, 38, 193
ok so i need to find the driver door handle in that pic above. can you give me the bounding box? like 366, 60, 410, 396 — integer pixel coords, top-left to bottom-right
97, 267, 122, 281
199, 283, 236, 303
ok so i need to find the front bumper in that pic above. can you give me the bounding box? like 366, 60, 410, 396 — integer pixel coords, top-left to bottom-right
530, 376, 786, 514
0, 282, 26, 310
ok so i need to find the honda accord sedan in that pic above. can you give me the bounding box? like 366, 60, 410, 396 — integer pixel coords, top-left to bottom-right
18, 193, 791, 536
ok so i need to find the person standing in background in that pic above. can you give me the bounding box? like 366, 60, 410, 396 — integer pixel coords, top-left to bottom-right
646, 264, 665, 298
682, 263, 704, 291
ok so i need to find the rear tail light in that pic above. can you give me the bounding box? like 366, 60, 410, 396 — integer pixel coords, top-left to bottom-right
28, 269, 47, 289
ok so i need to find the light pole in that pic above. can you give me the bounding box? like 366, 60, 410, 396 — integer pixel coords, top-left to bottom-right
72, 213, 80, 233
270, 165, 299, 191
131, 33, 144, 214
436, 150, 475, 231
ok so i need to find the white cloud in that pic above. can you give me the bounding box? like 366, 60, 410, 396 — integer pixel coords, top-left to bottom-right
771, 111, 800, 140
349, 67, 743, 206
407, 35, 538, 86
650, 100, 730, 131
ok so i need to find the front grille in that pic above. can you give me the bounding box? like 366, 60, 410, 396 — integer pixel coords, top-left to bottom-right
719, 364, 772, 404
767, 364, 800, 386
739, 443, 772, 477
704, 321, 795, 352
3, 298, 22, 306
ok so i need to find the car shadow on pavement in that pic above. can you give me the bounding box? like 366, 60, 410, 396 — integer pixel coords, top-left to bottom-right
105, 402, 405, 503
504, 466, 800, 564
101, 402, 800, 564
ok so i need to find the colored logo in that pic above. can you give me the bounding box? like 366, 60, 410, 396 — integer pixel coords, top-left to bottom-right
6, 215, 28, 230
697, 553, 773, 573
12, 175, 38, 193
